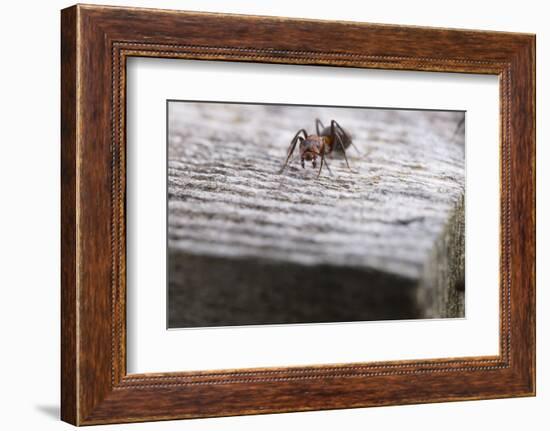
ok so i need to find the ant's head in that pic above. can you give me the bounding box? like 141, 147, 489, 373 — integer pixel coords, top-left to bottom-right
299, 137, 320, 169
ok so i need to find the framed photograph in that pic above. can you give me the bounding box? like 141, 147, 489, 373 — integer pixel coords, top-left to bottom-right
61, 4, 535, 425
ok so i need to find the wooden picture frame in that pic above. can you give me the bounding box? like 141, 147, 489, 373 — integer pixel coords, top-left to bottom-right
61, 4, 535, 425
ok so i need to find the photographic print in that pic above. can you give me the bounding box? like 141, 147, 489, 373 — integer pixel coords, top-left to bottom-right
167, 101, 465, 328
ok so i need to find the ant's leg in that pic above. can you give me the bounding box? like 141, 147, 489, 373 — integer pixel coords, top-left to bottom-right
317, 153, 325, 178
317, 146, 333, 178
323, 156, 333, 176
453, 117, 465, 137
317, 154, 334, 178
315, 118, 325, 135
278, 129, 308, 174
331, 121, 351, 170
332, 120, 361, 155
349, 140, 361, 154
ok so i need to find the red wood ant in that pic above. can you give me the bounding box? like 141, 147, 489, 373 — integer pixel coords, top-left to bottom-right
278, 119, 358, 177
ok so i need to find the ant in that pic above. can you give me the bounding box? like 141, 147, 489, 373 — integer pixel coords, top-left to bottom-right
278, 119, 358, 177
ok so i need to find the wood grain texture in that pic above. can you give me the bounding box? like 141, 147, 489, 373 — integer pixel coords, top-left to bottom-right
61, 4, 535, 425
167, 104, 465, 326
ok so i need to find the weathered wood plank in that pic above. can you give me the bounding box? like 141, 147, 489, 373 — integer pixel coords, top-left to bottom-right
167, 102, 465, 327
